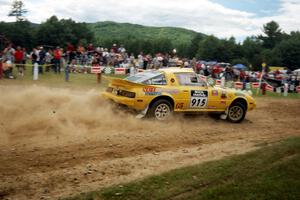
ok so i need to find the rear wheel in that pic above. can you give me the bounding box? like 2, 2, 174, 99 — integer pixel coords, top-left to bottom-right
148, 99, 173, 121
227, 102, 246, 123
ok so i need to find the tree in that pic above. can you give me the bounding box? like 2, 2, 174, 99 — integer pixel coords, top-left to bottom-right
188, 34, 203, 58
0, 20, 36, 49
36, 16, 94, 47
8, 0, 28, 21
242, 37, 264, 70
258, 21, 283, 49
275, 32, 300, 70
196, 35, 220, 60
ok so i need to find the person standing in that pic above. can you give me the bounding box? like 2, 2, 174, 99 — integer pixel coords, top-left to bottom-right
22, 48, 27, 70
14, 46, 24, 77
45, 49, 53, 72
2, 44, 15, 79
53, 47, 62, 73
38, 46, 46, 74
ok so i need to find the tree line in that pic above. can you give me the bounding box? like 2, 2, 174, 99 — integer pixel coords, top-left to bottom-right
1, 16, 299, 71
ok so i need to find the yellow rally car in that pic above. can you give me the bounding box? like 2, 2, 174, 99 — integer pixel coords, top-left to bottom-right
103, 68, 256, 123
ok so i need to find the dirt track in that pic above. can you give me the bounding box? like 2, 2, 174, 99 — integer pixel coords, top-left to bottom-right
0, 85, 299, 200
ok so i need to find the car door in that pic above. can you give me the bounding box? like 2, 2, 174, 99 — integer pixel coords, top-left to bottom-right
207, 87, 227, 110
175, 72, 210, 111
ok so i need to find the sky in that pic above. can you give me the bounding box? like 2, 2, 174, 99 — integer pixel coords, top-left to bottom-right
0, 0, 300, 40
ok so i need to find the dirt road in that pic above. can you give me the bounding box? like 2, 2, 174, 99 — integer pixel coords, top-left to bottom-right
0, 85, 299, 200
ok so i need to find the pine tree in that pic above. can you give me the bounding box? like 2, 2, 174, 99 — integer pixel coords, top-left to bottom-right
8, 0, 28, 21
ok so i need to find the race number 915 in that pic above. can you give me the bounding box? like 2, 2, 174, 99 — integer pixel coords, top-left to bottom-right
190, 90, 208, 108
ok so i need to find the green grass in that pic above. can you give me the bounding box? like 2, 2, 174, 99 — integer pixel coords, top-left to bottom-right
64, 137, 300, 200
0, 64, 125, 90
252, 89, 300, 99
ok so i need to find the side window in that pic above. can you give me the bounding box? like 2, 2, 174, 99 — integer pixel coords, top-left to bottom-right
176, 73, 207, 86
143, 74, 167, 85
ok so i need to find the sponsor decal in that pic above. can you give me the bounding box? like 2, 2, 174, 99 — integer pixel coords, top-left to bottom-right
220, 100, 226, 105
190, 90, 208, 108
143, 87, 156, 93
221, 91, 227, 99
175, 103, 184, 109
212, 90, 218, 96
143, 87, 179, 95
143, 86, 161, 95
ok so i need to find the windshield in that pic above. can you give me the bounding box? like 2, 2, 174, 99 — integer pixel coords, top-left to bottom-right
125, 71, 166, 85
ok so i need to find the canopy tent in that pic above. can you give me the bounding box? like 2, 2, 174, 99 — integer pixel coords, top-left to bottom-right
233, 64, 247, 70
294, 68, 300, 72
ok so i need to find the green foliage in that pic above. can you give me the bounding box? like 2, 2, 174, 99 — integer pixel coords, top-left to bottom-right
36, 16, 94, 48
89, 21, 199, 57
196, 36, 242, 63
196, 35, 220, 60
258, 21, 283, 49
189, 33, 204, 58
275, 32, 300, 70
0, 20, 35, 49
0, 18, 300, 70
242, 37, 264, 70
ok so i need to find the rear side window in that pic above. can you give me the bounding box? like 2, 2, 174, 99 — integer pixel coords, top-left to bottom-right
125, 71, 163, 83
176, 73, 207, 86
143, 74, 167, 85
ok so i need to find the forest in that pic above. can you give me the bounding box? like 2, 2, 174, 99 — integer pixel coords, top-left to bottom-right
1, 16, 300, 71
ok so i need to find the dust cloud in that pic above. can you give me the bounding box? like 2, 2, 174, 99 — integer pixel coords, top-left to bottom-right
0, 85, 184, 147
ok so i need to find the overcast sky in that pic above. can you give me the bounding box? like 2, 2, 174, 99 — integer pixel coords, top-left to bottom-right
0, 0, 300, 40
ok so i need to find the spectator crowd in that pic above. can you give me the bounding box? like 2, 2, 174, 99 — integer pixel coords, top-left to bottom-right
1, 42, 299, 91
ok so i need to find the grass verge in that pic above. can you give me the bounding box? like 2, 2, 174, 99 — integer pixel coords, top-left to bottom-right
0, 64, 125, 90
64, 137, 300, 200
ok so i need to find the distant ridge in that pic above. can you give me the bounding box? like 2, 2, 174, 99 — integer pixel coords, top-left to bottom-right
88, 21, 204, 46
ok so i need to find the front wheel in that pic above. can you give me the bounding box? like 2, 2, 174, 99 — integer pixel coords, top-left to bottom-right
148, 99, 173, 121
227, 102, 246, 123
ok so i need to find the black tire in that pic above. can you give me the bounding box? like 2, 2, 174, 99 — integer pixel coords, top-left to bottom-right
227, 102, 246, 123
148, 99, 173, 121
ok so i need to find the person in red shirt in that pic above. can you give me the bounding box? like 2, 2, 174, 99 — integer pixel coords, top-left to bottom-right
53, 46, 62, 73
14, 46, 24, 76
66, 43, 75, 52
87, 43, 94, 56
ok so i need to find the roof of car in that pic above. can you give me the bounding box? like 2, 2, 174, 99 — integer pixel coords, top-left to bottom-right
158, 67, 194, 74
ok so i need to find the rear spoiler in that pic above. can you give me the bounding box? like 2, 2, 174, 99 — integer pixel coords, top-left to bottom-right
103, 76, 145, 89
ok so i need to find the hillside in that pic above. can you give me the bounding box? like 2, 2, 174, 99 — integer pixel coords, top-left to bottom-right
88, 21, 202, 46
